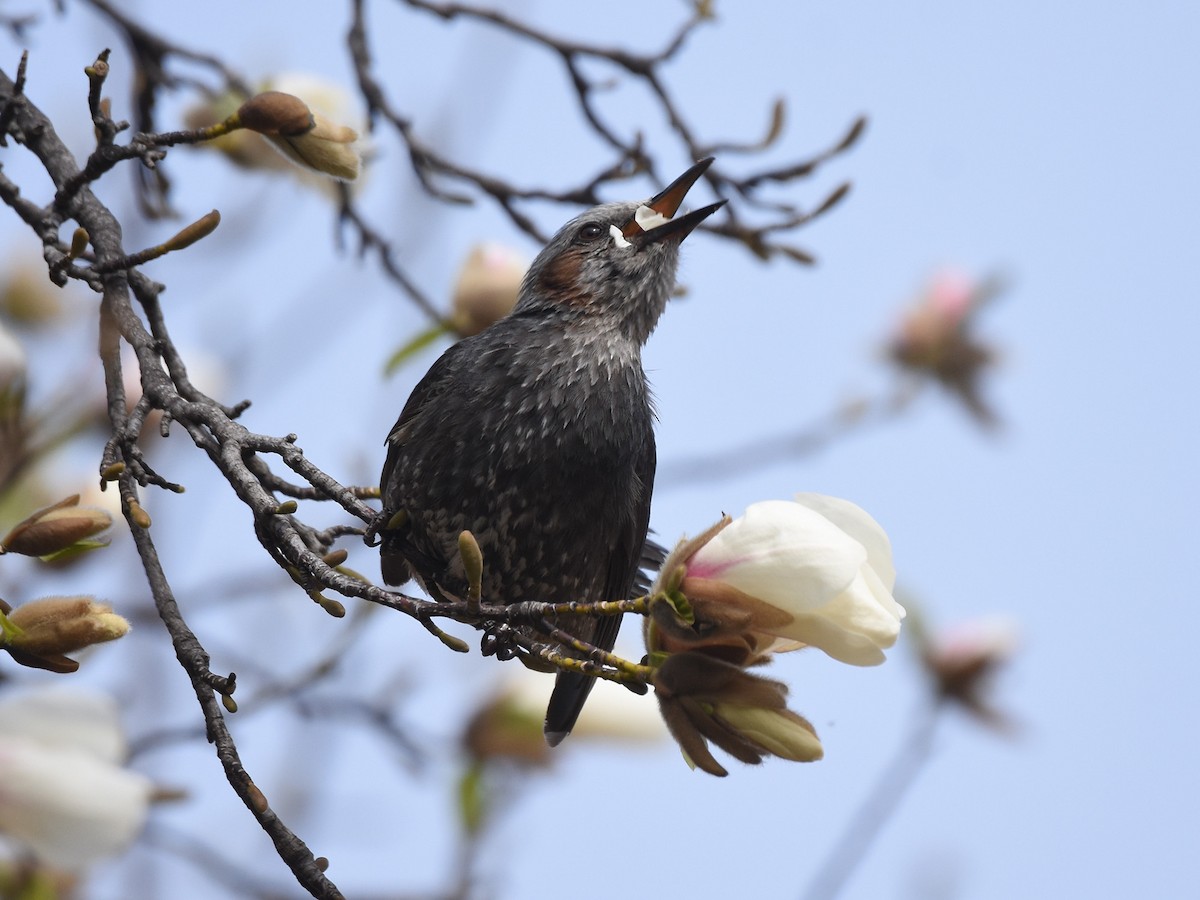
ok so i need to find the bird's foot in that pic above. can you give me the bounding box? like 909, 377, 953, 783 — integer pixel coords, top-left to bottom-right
480, 622, 519, 661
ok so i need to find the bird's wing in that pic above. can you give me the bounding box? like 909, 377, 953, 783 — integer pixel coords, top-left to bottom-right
381, 340, 474, 496
377, 339, 475, 585
544, 429, 656, 744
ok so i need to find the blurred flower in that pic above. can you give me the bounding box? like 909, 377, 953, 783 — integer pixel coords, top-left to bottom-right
0, 318, 25, 401
187, 75, 365, 188
383, 243, 529, 375
462, 670, 663, 767
462, 681, 549, 768
0, 322, 28, 495
887, 269, 1005, 428
1, 494, 112, 559
450, 243, 527, 337
0, 687, 153, 870
0, 596, 130, 673
0, 265, 66, 328
235, 91, 360, 181
916, 613, 1019, 732
76, 477, 127, 522
655, 495, 904, 666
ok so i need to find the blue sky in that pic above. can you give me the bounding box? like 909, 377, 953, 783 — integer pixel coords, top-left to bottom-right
2, 2, 1197, 898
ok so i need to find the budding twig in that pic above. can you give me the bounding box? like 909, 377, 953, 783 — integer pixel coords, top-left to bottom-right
91, 210, 220, 274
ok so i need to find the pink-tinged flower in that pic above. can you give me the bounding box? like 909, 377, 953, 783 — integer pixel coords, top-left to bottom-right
659, 495, 905, 666
887, 268, 1004, 428
0, 688, 153, 869
918, 615, 1018, 731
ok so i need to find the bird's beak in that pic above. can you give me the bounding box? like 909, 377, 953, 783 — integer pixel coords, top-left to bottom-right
621, 157, 725, 244
635, 199, 727, 245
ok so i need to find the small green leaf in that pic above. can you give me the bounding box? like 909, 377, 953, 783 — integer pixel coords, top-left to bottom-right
383, 322, 451, 377
456, 761, 489, 836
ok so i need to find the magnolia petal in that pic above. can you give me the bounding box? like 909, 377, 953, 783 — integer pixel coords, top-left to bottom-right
691, 501, 865, 611
0, 688, 126, 763
0, 738, 152, 869
861, 560, 906, 622
758, 635, 807, 655
774, 608, 890, 665
828, 572, 904, 646
794, 492, 896, 590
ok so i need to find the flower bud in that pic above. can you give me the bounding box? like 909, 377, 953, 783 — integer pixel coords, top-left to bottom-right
887, 269, 1004, 428
235, 90, 314, 136
185, 90, 293, 173
450, 243, 527, 337
2, 596, 130, 658
236, 91, 360, 181
918, 614, 1018, 731
652, 651, 823, 776
1, 494, 112, 558
709, 703, 823, 763
187, 74, 367, 191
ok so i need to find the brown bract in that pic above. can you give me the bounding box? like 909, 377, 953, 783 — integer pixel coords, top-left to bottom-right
1, 494, 112, 557
652, 651, 822, 777
235, 91, 314, 136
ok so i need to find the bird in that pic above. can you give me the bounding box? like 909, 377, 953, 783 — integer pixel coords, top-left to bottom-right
376, 158, 725, 745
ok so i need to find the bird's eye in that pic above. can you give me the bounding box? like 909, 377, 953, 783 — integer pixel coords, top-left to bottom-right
576, 223, 605, 242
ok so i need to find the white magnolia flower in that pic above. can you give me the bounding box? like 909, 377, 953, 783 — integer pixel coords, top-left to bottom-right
0, 688, 153, 869
675, 494, 905, 665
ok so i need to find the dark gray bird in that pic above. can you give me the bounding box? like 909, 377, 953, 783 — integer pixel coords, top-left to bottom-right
376, 159, 724, 745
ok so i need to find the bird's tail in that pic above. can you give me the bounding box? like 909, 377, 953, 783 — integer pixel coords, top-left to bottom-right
543, 670, 596, 747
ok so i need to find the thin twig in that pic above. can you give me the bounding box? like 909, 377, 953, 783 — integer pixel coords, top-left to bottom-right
799, 704, 941, 900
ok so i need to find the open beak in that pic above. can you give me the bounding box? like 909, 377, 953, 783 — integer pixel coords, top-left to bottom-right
621, 157, 726, 245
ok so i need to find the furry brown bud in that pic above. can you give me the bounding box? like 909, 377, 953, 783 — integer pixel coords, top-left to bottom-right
1, 595, 130, 662
1, 494, 112, 558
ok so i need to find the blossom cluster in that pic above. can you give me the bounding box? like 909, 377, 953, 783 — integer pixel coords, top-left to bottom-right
646, 494, 905, 776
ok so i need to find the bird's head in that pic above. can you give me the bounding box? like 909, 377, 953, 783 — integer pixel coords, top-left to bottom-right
516, 158, 726, 344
